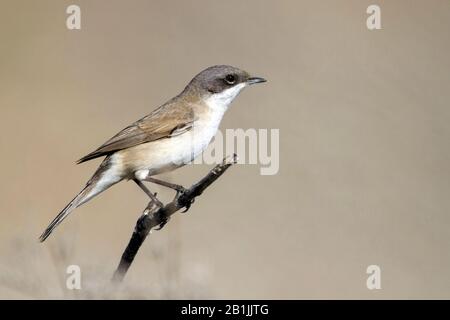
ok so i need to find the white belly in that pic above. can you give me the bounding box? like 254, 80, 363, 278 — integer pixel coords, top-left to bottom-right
115, 116, 221, 177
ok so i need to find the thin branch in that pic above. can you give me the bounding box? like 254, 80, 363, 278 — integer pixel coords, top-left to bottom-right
112, 154, 238, 283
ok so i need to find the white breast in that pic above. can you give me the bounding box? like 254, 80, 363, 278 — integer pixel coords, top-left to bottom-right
117, 107, 225, 176
120, 83, 247, 177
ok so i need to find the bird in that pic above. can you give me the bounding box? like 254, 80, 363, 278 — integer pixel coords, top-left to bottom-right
39, 65, 266, 242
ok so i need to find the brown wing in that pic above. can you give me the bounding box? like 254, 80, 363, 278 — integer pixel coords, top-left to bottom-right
77, 101, 195, 164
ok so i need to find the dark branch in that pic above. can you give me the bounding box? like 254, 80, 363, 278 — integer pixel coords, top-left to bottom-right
112, 154, 238, 283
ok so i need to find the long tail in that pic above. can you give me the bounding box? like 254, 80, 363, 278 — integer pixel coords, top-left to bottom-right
39, 162, 120, 242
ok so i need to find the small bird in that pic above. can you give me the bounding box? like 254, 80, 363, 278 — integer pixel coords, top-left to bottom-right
39, 65, 266, 242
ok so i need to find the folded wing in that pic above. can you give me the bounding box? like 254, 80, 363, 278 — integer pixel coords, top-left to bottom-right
77, 102, 195, 164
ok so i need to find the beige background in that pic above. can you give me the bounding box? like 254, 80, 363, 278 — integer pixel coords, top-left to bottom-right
0, 0, 449, 299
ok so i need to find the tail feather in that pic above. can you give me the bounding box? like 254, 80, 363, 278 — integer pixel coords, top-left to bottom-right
39, 162, 120, 242
39, 184, 93, 242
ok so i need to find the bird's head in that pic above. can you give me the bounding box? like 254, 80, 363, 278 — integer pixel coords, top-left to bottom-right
186, 65, 266, 110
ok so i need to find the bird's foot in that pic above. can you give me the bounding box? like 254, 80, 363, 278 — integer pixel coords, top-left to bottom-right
180, 197, 195, 213
155, 215, 169, 230
174, 186, 194, 212
175, 185, 189, 197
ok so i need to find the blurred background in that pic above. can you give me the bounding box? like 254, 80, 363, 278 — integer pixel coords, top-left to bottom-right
0, 0, 449, 299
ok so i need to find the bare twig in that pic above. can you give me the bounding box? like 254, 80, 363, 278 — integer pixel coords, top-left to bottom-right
112, 154, 238, 282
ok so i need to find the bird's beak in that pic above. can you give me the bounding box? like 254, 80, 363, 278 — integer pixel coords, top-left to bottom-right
247, 77, 267, 85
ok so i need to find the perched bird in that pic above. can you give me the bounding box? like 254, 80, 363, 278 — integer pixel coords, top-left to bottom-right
39, 65, 266, 242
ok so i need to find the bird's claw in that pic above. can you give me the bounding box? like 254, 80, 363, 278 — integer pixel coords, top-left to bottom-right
181, 198, 195, 213
175, 186, 194, 213
175, 186, 189, 197
155, 216, 169, 230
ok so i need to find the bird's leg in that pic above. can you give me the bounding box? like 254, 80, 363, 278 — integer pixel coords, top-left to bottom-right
143, 177, 194, 213
134, 179, 168, 229
143, 177, 188, 194
133, 179, 164, 208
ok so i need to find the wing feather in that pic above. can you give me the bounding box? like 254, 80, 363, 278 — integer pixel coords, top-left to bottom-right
77, 101, 195, 164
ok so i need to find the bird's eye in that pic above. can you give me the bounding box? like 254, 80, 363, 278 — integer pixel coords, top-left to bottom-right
225, 74, 236, 85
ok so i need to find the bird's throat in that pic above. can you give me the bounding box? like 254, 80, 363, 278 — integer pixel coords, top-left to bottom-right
204, 83, 246, 112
